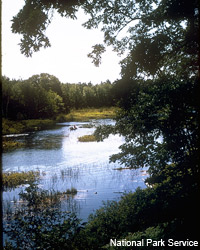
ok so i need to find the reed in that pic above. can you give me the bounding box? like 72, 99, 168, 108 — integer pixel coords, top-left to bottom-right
2, 139, 24, 152
78, 134, 97, 142
2, 171, 40, 191
65, 187, 78, 195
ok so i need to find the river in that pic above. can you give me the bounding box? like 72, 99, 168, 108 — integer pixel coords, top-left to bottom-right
2, 119, 148, 222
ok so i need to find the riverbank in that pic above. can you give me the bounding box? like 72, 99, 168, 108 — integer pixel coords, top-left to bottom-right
2, 118, 56, 135
2, 107, 118, 135
65, 107, 118, 121
2, 107, 118, 151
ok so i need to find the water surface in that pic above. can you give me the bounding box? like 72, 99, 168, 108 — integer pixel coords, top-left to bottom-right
3, 119, 148, 221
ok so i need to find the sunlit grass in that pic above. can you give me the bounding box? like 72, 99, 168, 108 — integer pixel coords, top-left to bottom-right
2, 171, 40, 191
65, 107, 118, 121
2, 118, 55, 135
78, 134, 97, 142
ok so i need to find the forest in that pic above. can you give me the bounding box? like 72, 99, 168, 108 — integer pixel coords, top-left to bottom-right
2, 0, 199, 249
2, 74, 116, 120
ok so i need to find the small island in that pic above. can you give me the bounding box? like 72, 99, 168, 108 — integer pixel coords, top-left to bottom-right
78, 134, 97, 142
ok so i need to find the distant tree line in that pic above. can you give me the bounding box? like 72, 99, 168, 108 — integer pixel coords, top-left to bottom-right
2, 73, 116, 120
2, 0, 199, 249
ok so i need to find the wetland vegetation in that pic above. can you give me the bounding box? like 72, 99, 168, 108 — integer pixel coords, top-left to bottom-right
78, 134, 97, 142
2, 139, 25, 152
2, 171, 40, 191
2, 0, 199, 249
2, 107, 117, 151
65, 107, 118, 122
2, 118, 56, 135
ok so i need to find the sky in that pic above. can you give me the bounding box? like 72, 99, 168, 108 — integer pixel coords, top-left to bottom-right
2, 0, 122, 84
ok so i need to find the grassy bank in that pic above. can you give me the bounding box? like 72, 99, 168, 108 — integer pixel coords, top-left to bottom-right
2, 107, 118, 135
2, 118, 56, 135
2, 119, 56, 151
65, 107, 118, 121
2, 107, 118, 151
2, 140, 25, 152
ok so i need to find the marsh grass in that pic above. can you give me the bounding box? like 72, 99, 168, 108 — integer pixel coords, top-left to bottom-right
2, 118, 55, 135
65, 187, 78, 195
2, 139, 25, 152
3, 183, 83, 250
20, 187, 78, 209
79, 123, 94, 128
65, 107, 118, 121
78, 134, 97, 142
60, 167, 80, 181
34, 188, 78, 206
2, 171, 40, 191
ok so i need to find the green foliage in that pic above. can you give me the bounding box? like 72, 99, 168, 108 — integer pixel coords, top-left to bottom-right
62, 81, 115, 110
2, 118, 55, 135
104, 225, 165, 249
2, 74, 66, 120
23, 119, 55, 131
2, 140, 24, 152
2, 119, 25, 135
55, 113, 68, 122
4, 183, 84, 250
11, 1, 199, 80
2, 171, 40, 191
81, 179, 199, 249
90, 0, 199, 245
105, 77, 199, 172
65, 107, 118, 121
87, 44, 106, 66
2, 75, 116, 122
6, 1, 200, 248
11, 0, 83, 56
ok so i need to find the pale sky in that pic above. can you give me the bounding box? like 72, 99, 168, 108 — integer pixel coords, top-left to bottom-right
2, 0, 122, 84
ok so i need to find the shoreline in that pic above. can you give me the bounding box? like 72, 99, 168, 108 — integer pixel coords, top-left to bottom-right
2, 107, 118, 151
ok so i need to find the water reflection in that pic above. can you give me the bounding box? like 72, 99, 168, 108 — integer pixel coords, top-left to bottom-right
3, 119, 148, 221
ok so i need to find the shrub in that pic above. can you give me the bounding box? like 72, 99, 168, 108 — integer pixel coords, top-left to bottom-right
4, 184, 84, 250
2, 119, 25, 135
55, 114, 67, 122
2, 118, 55, 135
66, 187, 78, 195
104, 225, 165, 250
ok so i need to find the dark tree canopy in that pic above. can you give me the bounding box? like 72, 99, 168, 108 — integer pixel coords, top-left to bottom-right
11, 0, 86, 56
11, 0, 199, 187
3, 1, 200, 248
12, 0, 199, 78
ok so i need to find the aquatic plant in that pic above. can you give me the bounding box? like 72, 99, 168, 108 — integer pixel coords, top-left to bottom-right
60, 167, 80, 181
2, 140, 25, 152
2, 171, 40, 191
78, 134, 97, 142
79, 123, 94, 128
65, 187, 77, 195
4, 183, 84, 249
2, 118, 55, 135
